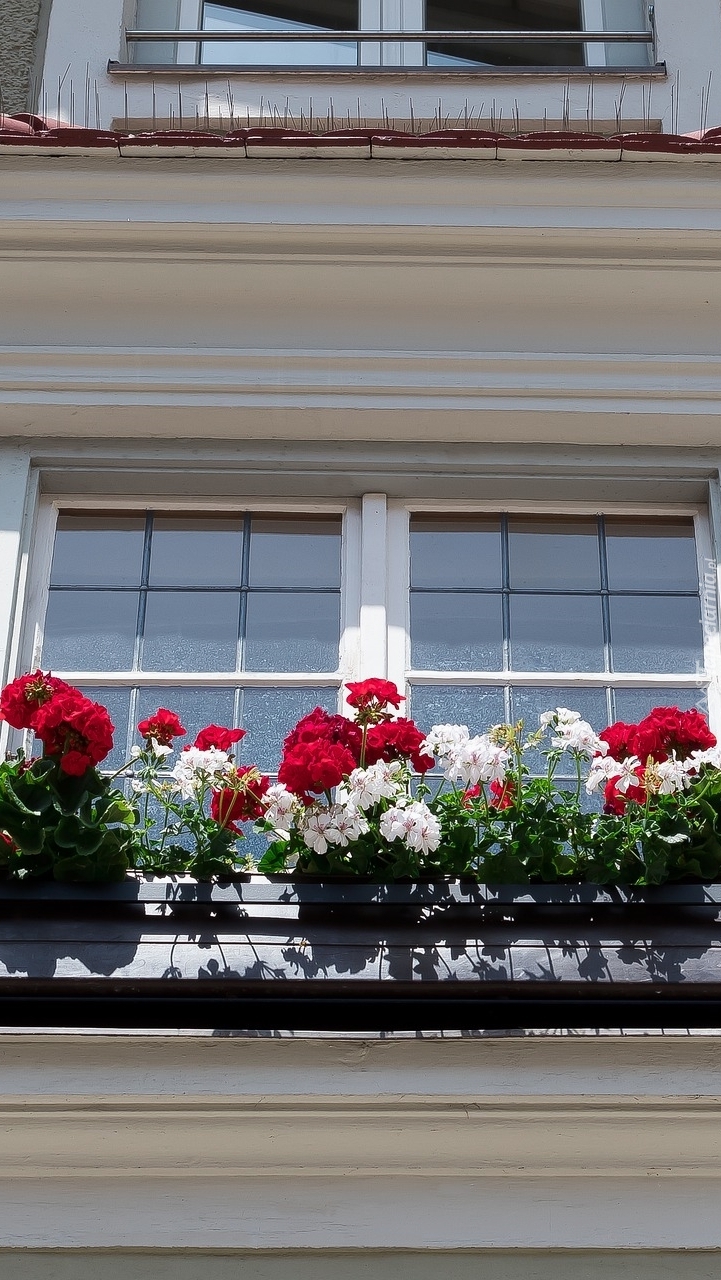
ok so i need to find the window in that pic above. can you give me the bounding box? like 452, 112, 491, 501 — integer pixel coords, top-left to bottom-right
24, 500, 716, 777
403, 512, 711, 745
131, 0, 652, 69
38, 511, 349, 773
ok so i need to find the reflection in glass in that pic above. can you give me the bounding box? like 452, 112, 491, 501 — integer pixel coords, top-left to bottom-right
43, 591, 139, 671
149, 518, 243, 588
135, 686, 236, 749
426, 0, 584, 68
510, 595, 604, 672
605, 518, 699, 592
202, 1, 358, 66
245, 592, 340, 672
410, 517, 502, 589
508, 517, 600, 591
511, 685, 608, 777
614, 686, 709, 724
242, 685, 338, 770
411, 593, 503, 671
143, 591, 240, 672
609, 596, 704, 674
249, 517, 341, 588
50, 515, 145, 587
409, 685, 506, 737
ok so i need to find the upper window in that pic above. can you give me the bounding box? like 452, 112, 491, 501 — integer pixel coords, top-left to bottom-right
132, 0, 653, 69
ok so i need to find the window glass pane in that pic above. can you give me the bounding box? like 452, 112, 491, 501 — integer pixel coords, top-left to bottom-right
426, 0, 584, 68
242, 686, 338, 771
614, 686, 710, 724
409, 685, 506, 737
249, 517, 341, 588
410, 518, 502, 589
511, 685, 609, 776
43, 591, 139, 671
609, 596, 704, 674
143, 591, 240, 672
202, 1, 358, 66
508, 517, 600, 591
149, 517, 243, 588
135, 686, 237, 750
50, 515, 145, 588
245, 592, 340, 672
510, 595, 604, 671
411, 592, 503, 671
77, 687, 133, 771
605, 518, 699, 593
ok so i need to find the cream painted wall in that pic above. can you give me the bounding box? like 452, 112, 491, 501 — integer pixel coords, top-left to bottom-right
1, 1250, 721, 1280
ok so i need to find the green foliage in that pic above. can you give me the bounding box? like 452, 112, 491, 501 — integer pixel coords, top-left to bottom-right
0, 753, 135, 882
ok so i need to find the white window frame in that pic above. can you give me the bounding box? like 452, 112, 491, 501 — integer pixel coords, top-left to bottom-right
16, 497, 363, 749
386, 497, 721, 735
7, 487, 721, 751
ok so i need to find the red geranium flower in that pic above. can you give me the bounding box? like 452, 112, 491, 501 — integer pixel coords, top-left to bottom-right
346, 679, 404, 710
365, 718, 434, 774
282, 707, 362, 762
599, 721, 637, 761
137, 708, 186, 746
279, 740, 357, 797
489, 779, 515, 810
34, 691, 115, 776
604, 773, 647, 816
193, 724, 245, 752
633, 706, 716, 764
0, 670, 71, 731
211, 766, 271, 832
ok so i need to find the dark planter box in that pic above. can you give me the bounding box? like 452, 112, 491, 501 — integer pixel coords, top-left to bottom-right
1, 876, 721, 1032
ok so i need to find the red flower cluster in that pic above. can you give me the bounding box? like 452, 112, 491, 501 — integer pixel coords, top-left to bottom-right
193, 725, 245, 752
279, 740, 357, 798
599, 706, 716, 815
0, 671, 115, 777
600, 707, 716, 766
365, 718, 434, 774
137, 709, 186, 746
34, 689, 115, 776
283, 707, 362, 759
0, 671, 70, 731
211, 767, 271, 832
346, 678, 404, 711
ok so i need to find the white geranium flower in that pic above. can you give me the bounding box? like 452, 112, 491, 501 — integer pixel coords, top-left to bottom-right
540, 707, 582, 730
302, 802, 368, 856
656, 754, 691, 796
346, 760, 404, 810
687, 747, 721, 774
586, 754, 625, 795
551, 719, 608, 760
132, 738, 172, 761
614, 756, 643, 795
170, 746, 233, 799
420, 724, 470, 763
262, 783, 298, 834
380, 800, 442, 855
443, 735, 509, 787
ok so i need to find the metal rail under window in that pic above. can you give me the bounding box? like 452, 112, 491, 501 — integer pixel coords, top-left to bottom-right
123, 26, 655, 72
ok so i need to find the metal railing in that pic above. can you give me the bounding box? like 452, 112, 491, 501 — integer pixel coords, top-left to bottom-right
124, 26, 655, 68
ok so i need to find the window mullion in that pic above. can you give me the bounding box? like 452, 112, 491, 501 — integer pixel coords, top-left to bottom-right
358, 493, 388, 680
695, 499, 721, 736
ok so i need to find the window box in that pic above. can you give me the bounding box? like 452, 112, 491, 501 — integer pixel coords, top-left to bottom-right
2, 874, 721, 1031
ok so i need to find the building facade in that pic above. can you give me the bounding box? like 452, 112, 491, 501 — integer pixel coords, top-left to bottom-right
2, 1, 721, 1274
